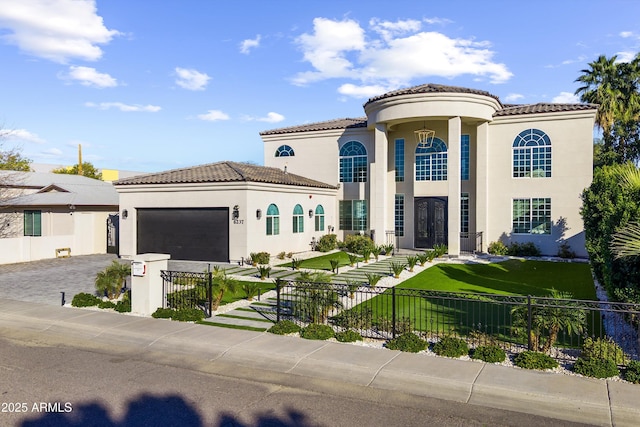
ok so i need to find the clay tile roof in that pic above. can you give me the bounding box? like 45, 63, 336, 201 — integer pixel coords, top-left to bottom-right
494, 103, 598, 116
364, 83, 501, 106
259, 117, 367, 136
113, 161, 337, 189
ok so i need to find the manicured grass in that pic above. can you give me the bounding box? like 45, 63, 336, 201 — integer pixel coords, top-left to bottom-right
218, 280, 276, 305
276, 251, 360, 270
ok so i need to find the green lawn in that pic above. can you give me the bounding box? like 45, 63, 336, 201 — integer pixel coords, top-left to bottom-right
276, 251, 359, 270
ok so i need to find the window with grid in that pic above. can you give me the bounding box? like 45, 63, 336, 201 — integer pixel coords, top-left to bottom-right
395, 139, 404, 182
339, 200, 367, 231
395, 194, 404, 237
292, 204, 304, 233
415, 137, 447, 181
339, 141, 367, 183
512, 198, 551, 234
266, 204, 280, 235
274, 144, 295, 157
24, 210, 41, 237
513, 129, 551, 178
460, 193, 469, 233
461, 135, 470, 180
315, 205, 325, 232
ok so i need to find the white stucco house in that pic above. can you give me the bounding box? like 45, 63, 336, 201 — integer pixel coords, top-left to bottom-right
0, 171, 119, 264
115, 83, 597, 261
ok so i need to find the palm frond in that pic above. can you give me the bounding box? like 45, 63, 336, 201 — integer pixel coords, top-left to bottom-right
611, 221, 640, 259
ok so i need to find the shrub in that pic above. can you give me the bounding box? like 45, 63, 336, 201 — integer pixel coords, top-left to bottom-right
335, 330, 363, 343
365, 272, 382, 286
95, 260, 131, 299
416, 253, 429, 266
343, 234, 375, 255
581, 337, 628, 365
573, 357, 619, 378
316, 234, 337, 252
488, 241, 509, 255
508, 242, 541, 257
347, 253, 359, 266
374, 315, 413, 335
330, 307, 373, 330
372, 245, 382, 260
624, 360, 640, 383
300, 323, 334, 340
513, 351, 558, 370
382, 244, 394, 255
268, 320, 301, 335
433, 336, 469, 358
172, 308, 205, 322
257, 265, 271, 280
433, 244, 448, 257
386, 333, 427, 353
329, 258, 340, 273
98, 300, 116, 309
291, 258, 302, 270
71, 292, 101, 307
557, 241, 576, 259
114, 290, 131, 313
277, 251, 286, 260
361, 248, 371, 263
242, 283, 260, 301
152, 308, 175, 319
406, 256, 418, 272
389, 261, 406, 278
470, 345, 506, 363
250, 252, 270, 265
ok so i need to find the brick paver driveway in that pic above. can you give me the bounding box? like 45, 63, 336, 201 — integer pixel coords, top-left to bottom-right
0, 254, 120, 306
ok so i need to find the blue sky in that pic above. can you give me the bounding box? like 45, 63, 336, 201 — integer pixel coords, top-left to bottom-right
0, 0, 639, 173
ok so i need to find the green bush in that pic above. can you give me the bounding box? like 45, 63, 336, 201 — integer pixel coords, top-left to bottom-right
624, 360, 640, 383
172, 308, 205, 322
300, 323, 335, 340
114, 290, 131, 313
343, 234, 375, 255
242, 283, 260, 301
316, 234, 337, 252
335, 330, 363, 343
94, 260, 131, 299
573, 357, 619, 378
488, 241, 509, 255
433, 336, 469, 358
386, 333, 427, 353
365, 272, 382, 286
557, 241, 576, 259
71, 292, 101, 307
513, 351, 558, 370
470, 345, 506, 363
277, 251, 286, 260
581, 337, 628, 365
257, 265, 271, 279
250, 252, 270, 265
98, 300, 116, 309
268, 320, 301, 335
508, 242, 541, 257
433, 244, 448, 257
374, 315, 413, 335
152, 308, 175, 319
389, 261, 406, 278
330, 308, 373, 330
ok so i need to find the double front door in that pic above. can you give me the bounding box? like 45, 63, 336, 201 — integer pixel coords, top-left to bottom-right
414, 197, 448, 249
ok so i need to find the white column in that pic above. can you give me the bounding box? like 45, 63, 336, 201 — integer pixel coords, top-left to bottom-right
131, 253, 170, 316
447, 117, 461, 256
370, 123, 388, 245
475, 122, 489, 251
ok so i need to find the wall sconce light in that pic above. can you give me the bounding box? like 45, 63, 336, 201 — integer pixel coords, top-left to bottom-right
308, 209, 313, 218
232, 205, 239, 220
122, 209, 128, 219
256, 209, 262, 219
68, 204, 76, 215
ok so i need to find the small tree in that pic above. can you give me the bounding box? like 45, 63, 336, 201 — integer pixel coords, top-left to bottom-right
95, 261, 131, 299
211, 272, 239, 310
52, 161, 102, 180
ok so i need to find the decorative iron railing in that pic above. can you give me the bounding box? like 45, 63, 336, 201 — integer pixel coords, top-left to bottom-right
161, 270, 213, 317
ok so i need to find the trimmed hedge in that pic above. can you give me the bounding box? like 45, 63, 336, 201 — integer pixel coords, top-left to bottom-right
386, 333, 427, 353
513, 351, 558, 370
432, 336, 468, 358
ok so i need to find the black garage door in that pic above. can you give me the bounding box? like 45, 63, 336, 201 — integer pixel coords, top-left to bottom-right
137, 208, 229, 262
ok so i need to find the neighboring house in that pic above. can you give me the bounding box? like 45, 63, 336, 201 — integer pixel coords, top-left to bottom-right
114, 161, 337, 262
0, 171, 119, 264
115, 83, 597, 262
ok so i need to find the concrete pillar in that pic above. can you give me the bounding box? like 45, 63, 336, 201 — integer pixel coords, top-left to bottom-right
475, 122, 490, 251
448, 117, 461, 256
370, 123, 388, 245
130, 253, 170, 316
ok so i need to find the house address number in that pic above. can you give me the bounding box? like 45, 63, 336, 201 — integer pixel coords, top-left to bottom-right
233, 219, 244, 224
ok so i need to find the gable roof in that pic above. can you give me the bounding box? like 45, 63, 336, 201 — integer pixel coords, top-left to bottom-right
114, 161, 337, 189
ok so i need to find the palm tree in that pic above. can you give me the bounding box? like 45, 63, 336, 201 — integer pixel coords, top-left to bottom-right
611, 165, 640, 258
211, 272, 239, 310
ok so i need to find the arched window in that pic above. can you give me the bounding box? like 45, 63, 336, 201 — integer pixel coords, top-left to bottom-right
266, 204, 279, 235
314, 205, 325, 232
513, 129, 551, 178
292, 204, 304, 233
275, 144, 295, 157
415, 138, 447, 181
339, 141, 367, 183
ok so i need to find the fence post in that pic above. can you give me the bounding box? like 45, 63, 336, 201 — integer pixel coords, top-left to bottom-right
207, 271, 213, 317
527, 295, 533, 351
392, 286, 397, 339
276, 278, 282, 323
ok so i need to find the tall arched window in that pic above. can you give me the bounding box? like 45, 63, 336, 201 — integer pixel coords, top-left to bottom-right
275, 145, 295, 157
292, 204, 304, 233
266, 204, 279, 235
513, 129, 551, 178
415, 138, 447, 181
339, 141, 367, 182
314, 205, 325, 232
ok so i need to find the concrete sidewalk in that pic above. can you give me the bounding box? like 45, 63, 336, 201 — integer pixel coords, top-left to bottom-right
0, 298, 638, 426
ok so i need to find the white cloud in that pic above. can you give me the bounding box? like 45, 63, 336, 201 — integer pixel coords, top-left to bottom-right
3, 128, 45, 144
337, 83, 388, 99
85, 102, 161, 112
197, 110, 230, 121
503, 93, 524, 103
0, 0, 120, 63
292, 17, 512, 94
63, 65, 117, 88
616, 51, 637, 63
40, 147, 63, 157
423, 17, 453, 26
620, 31, 634, 38
552, 92, 579, 103
258, 112, 285, 123
174, 67, 210, 91
240, 35, 261, 54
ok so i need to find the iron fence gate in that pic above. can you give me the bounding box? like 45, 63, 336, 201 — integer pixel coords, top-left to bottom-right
161, 270, 213, 317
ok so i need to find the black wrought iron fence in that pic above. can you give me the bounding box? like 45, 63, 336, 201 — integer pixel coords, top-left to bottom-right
274, 279, 640, 362
161, 270, 213, 317
460, 231, 483, 254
